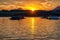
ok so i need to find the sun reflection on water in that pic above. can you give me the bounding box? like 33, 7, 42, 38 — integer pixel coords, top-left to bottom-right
31, 17, 35, 34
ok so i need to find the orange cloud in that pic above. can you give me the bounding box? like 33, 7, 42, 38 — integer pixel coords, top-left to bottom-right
0, 0, 58, 10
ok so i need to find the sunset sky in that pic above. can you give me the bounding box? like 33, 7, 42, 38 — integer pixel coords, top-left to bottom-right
0, 0, 60, 10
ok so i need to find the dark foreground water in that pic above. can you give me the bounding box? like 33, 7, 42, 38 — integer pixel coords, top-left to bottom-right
0, 17, 60, 40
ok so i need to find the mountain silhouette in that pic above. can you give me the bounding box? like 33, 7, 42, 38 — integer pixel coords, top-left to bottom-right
52, 6, 60, 12
54, 6, 60, 10
0, 6, 60, 17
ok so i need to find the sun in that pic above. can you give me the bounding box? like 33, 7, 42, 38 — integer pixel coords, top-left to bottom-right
27, 7, 36, 14
29, 7, 36, 11
30, 8, 36, 14
31, 9, 35, 11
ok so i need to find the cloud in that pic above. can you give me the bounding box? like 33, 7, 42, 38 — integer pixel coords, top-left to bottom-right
0, 0, 59, 10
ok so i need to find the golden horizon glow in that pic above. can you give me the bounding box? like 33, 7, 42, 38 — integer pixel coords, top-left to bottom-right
22, 3, 56, 11
23, 4, 41, 10
26, 7, 39, 10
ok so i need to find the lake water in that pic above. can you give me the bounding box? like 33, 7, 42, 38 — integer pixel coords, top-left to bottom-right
0, 17, 60, 40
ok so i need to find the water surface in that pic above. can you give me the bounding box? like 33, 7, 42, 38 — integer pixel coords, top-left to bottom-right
0, 17, 60, 40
